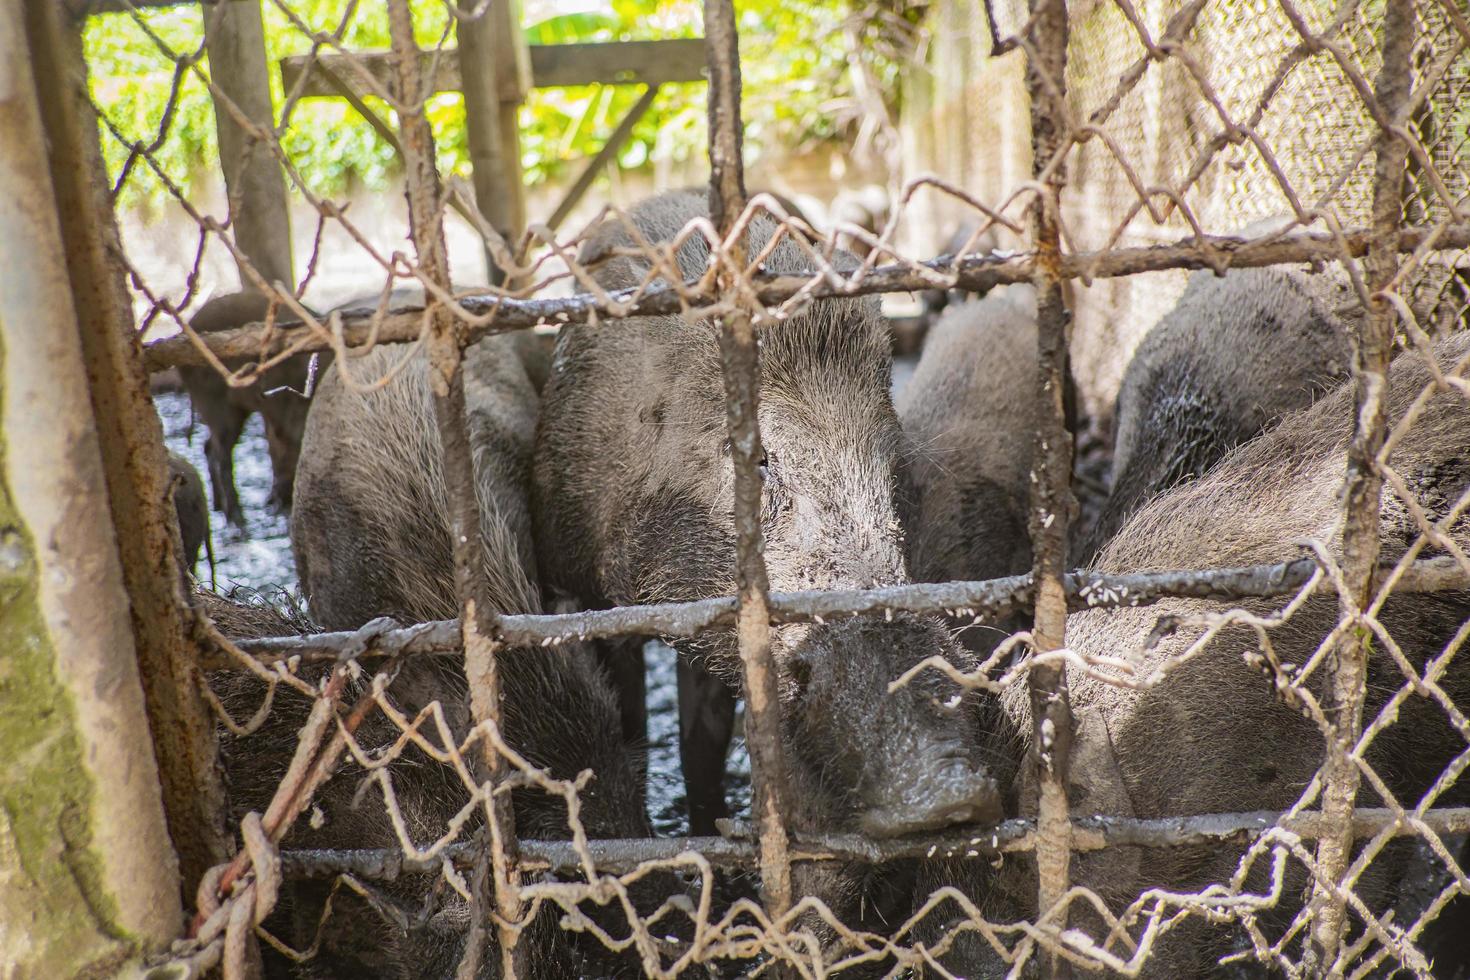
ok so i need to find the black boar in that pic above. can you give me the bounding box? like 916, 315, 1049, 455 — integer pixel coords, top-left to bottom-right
179, 290, 318, 528
1083, 263, 1353, 561
282, 332, 661, 976
533, 190, 1000, 855
921, 331, 1470, 977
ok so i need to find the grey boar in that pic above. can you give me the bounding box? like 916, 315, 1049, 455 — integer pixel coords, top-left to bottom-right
179, 290, 318, 527
1083, 263, 1353, 560
896, 285, 1082, 654
167, 450, 210, 573
283, 332, 662, 976
897, 286, 1041, 592
920, 331, 1470, 977
533, 190, 1001, 857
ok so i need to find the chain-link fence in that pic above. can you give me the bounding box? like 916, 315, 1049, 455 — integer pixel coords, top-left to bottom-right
31, 0, 1470, 975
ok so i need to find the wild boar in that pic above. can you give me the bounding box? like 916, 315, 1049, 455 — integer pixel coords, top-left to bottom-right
921, 331, 1470, 977
1083, 263, 1353, 560
533, 190, 1000, 852
327, 286, 553, 395
167, 450, 210, 573
179, 290, 318, 527
283, 331, 661, 975
898, 286, 1041, 591
203, 586, 651, 978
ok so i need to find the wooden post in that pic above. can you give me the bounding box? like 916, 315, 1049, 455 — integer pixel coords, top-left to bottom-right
27, 0, 233, 899
202, 0, 294, 289
457, 0, 526, 283
491, 0, 528, 238
705, 0, 795, 923
0, 0, 183, 970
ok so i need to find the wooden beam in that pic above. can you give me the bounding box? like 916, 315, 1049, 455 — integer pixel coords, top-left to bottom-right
456, 0, 523, 283
202, 0, 294, 289
279, 38, 708, 99
73, 0, 203, 14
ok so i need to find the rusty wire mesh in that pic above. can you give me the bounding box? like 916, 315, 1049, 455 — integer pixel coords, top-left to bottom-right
70, 0, 1470, 975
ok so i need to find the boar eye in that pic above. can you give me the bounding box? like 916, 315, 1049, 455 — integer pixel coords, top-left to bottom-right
757, 452, 770, 481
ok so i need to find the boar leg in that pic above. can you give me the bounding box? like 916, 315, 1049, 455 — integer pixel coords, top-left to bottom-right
202, 401, 249, 529
262, 409, 301, 513
678, 656, 737, 835
596, 635, 648, 750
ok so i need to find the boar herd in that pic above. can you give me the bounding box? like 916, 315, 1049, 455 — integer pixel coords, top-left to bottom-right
166, 193, 1470, 978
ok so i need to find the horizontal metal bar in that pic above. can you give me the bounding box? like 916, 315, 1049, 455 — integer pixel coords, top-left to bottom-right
206, 556, 1469, 671
276, 39, 707, 102
142, 222, 1470, 371
278, 806, 1470, 878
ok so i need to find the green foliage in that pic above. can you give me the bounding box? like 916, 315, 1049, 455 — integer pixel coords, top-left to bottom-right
84, 0, 916, 213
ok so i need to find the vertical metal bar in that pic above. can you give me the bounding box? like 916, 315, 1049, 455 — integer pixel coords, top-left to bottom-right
456, 0, 524, 285
201, 0, 294, 289
1307, 1, 1416, 972
27, 0, 232, 900
385, 3, 522, 976
704, 0, 794, 919
0, 0, 184, 963
1024, 0, 1076, 974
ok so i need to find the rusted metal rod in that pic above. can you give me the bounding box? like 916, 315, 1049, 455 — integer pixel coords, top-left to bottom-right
1023, 2, 1076, 973
1307, 1, 1418, 973
383, 2, 522, 975
140, 221, 1470, 371
705, 0, 794, 920
276, 805, 1470, 878
208, 556, 1470, 671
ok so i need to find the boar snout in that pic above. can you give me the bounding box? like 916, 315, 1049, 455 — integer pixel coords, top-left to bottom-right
859, 746, 1001, 838
786, 615, 1001, 837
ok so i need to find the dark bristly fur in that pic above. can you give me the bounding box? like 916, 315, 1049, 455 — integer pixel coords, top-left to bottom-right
533, 190, 1003, 946
920, 333, 1470, 978
277, 332, 660, 977
898, 287, 1040, 593
1083, 261, 1353, 561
